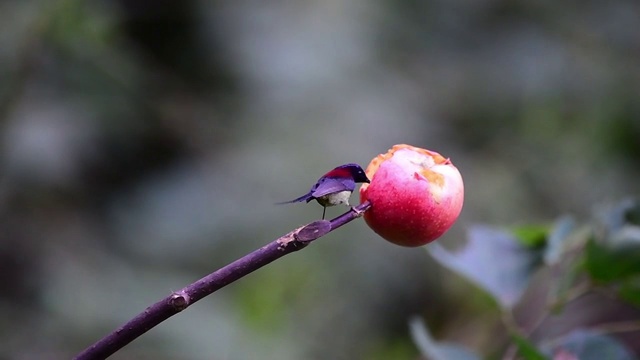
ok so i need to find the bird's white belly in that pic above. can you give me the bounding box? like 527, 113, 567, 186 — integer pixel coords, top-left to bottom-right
317, 191, 352, 207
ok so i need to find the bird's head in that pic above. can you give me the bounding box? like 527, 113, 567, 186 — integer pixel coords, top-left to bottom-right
336, 163, 370, 184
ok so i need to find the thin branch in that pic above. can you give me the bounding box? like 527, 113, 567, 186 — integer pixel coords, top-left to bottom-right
502, 281, 595, 360
501, 310, 523, 360
588, 320, 640, 335
74, 201, 372, 360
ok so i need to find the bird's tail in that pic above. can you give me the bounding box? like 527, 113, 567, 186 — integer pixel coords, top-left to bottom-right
275, 193, 313, 204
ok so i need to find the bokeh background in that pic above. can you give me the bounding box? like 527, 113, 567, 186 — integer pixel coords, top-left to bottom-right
1, 0, 639, 359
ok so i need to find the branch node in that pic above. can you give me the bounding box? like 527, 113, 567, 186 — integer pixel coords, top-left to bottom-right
350, 206, 366, 218
169, 291, 190, 311
295, 220, 331, 243
277, 230, 298, 251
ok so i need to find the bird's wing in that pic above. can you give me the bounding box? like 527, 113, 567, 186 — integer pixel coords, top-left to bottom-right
311, 178, 355, 198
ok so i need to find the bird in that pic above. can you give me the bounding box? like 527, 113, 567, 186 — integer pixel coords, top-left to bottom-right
277, 163, 371, 219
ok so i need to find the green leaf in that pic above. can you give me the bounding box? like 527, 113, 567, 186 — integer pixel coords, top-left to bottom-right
540, 330, 635, 360
618, 276, 640, 307
408, 317, 480, 360
585, 229, 640, 282
585, 200, 640, 283
427, 225, 543, 309
511, 224, 549, 248
511, 334, 548, 360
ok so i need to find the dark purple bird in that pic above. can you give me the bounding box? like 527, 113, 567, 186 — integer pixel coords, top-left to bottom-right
278, 163, 371, 219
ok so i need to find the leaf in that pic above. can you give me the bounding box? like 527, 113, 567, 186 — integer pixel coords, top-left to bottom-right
512, 224, 549, 248
408, 317, 480, 360
427, 225, 543, 309
618, 276, 640, 307
585, 228, 640, 282
587, 200, 640, 282
597, 198, 640, 233
540, 330, 635, 360
511, 334, 548, 360
544, 216, 576, 265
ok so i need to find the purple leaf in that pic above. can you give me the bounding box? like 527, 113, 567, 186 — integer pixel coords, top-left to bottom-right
427, 225, 542, 309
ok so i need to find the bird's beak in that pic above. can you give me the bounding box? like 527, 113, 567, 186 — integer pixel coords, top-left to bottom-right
365, 178, 371, 183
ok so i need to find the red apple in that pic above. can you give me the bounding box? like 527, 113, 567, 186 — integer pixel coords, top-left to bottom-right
360, 144, 464, 247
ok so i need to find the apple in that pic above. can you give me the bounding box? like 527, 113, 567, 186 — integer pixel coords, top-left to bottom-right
360, 144, 464, 247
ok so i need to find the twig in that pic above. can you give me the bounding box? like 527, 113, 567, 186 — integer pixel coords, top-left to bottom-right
74, 201, 372, 360
588, 320, 640, 335
502, 281, 594, 360
501, 310, 522, 360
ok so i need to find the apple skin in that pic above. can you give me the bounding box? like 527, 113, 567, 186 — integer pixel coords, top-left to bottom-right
359, 144, 464, 247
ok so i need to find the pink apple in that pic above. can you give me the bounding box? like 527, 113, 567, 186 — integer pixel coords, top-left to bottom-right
360, 144, 464, 247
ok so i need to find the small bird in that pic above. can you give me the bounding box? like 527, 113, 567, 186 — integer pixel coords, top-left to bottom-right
278, 163, 371, 219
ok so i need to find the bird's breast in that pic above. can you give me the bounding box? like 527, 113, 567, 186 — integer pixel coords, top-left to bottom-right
316, 191, 352, 207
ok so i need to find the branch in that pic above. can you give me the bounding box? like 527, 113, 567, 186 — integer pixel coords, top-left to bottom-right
74, 201, 371, 360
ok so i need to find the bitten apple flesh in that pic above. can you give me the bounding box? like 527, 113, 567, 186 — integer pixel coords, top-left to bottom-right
360, 144, 464, 247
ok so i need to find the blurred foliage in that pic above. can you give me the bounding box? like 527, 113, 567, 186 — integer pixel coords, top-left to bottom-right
419, 198, 640, 359
410, 317, 479, 360
511, 224, 550, 249
511, 334, 547, 360
1, 0, 639, 359
428, 225, 543, 309
540, 330, 636, 360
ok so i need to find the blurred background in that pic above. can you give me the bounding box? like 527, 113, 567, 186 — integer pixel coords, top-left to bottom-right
1, 0, 639, 359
